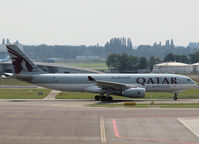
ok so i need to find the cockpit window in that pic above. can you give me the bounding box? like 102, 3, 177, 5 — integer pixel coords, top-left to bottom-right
187, 79, 191, 82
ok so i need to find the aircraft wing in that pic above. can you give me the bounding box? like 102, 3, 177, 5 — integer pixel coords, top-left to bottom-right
88, 76, 132, 90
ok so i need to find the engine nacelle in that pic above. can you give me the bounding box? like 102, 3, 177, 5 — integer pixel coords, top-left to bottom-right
122, 88, 145, 98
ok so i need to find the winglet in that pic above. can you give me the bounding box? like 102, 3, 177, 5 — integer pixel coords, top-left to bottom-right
88, 76, 96, 81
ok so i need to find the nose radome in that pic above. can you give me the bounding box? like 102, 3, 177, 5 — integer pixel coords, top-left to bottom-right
192, 80, 198, 86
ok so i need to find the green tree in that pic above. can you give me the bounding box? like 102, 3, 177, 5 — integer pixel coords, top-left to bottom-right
106, 54, 140, 72
148, 56, 162, 71
164, 53, 175, 62
128, 55, 139, 72
164, 53, 189, 63
179, 55, 189, 63
118, 54, 129, 72
189, 51, 199, 63
106, 54, 120, 70
106, 54, 152, 72
138, 57, 148, 69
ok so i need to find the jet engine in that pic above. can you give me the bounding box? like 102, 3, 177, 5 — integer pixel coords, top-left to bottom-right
122, 87, 145, 98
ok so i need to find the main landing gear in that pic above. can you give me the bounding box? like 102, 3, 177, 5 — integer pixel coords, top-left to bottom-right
173, 93, 178, 100
95, 94, 113, 102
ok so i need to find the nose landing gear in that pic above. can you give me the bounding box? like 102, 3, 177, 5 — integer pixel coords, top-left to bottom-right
173, 93, 178, 100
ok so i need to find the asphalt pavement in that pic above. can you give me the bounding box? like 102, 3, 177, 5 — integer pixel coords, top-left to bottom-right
0, 100, 198, 144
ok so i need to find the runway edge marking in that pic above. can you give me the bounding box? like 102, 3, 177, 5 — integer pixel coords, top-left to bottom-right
177, 118, 199, 138
100, 116, 106, 143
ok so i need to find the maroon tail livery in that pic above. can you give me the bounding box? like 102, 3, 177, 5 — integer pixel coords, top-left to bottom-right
6, 45, 44, 74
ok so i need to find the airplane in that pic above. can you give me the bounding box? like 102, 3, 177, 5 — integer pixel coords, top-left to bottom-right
5, 45, 197, 101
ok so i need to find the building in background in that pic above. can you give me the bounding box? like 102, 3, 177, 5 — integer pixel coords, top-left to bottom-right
152, 62, 193, 74
0, 39, 9, 59
192, 63, 199, 74
0, 39, 102, 75
0, 62, 102, 75
76, 48, 99, 60
0, 39, 23, 60
189, 42, 199, 49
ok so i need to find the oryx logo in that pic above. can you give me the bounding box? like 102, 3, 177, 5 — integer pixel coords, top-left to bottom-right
7, 46, 33, 74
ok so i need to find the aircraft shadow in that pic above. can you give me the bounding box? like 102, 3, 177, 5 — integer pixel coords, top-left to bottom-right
96, 99, 175, 104
96, 99, 143, 104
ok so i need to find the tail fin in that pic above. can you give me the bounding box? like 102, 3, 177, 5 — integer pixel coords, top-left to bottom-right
6, 45, 45, 74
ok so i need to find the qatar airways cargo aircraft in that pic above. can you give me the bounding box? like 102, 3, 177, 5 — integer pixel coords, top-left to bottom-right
5, 45, 197, 101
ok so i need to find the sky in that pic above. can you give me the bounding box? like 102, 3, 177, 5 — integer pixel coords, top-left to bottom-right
0, 0, 199, 46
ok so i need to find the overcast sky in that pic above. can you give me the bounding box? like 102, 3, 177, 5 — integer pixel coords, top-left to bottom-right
0, 0, 199, 46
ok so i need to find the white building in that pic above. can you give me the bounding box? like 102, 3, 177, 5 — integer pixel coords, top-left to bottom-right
192, 63, 199, 73
76, 49, 99, 60
153, 62, 193, 74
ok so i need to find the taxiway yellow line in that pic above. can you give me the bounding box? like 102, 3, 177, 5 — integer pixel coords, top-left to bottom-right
100, 116, 106, 143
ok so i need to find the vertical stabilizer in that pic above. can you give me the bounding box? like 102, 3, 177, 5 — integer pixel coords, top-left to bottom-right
6, 45, 45, 74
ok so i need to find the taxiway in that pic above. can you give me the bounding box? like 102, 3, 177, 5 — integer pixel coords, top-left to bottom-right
0, 100, 198, 144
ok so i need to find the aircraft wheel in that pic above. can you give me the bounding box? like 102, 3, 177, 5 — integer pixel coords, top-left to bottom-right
173, 93, 178, 100
101, 96, 107, 102
173, 96, 178, 100
107, 97, 113, 101
95, 95, 100, 101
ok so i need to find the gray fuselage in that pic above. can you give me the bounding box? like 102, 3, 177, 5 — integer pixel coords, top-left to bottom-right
20, 73, 197, 95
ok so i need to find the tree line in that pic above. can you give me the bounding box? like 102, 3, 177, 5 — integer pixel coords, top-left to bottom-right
164, 52, 199, 64
106, 51, 199, 72
106, 54, 162, 72
23, 44, 105, 61
22, 37, 199, 61
105, 37, 133, 55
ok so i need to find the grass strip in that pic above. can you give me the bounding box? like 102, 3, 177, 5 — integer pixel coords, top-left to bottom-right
0, 88, 51, 99
66, 62, 107, 68
0, 78, 33, 86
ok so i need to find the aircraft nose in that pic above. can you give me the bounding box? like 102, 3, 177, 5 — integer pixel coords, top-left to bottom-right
193, 80, 198, 86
